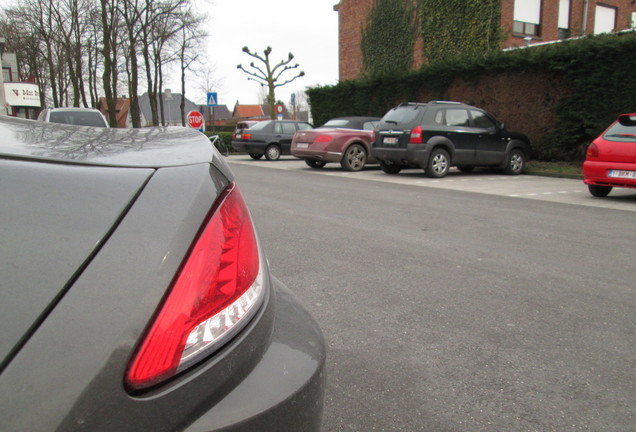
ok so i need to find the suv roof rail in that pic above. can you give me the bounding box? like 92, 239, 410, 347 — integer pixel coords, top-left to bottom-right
427, 100, 462, 105
398, 102, 428, 107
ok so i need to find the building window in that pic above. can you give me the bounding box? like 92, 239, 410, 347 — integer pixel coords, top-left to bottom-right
513, 0, 542, 37
631, 12, 636, 29
594, 5, 616, 34
3, 67, 11, 82
558, 0, 570, 38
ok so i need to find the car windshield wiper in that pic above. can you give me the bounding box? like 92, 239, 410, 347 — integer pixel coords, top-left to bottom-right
384, 120, 398, 125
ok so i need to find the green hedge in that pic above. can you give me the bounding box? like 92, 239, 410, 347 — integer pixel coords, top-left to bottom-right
308, 33, 636, 160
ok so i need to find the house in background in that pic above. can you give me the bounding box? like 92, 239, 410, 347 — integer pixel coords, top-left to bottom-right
99, 97, 131, 128
135, 90, 230, 129
334, 0, 636, 81
232, 103, 292, 121
0, 37, 41, 119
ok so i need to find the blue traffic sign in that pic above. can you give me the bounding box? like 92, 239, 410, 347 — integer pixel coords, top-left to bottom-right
207, 92, 218, 107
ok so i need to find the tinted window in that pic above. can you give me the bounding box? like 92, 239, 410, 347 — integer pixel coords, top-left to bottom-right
445, 109, 470, 127
297, 123, 313, 131
363, 121, 378, 131
382, 106, 423, 124
281, 123, 297, 134
49, 111, 108, 127
323, 119, 350, 127
248, 121, 271, 131
470, 110, 497, 129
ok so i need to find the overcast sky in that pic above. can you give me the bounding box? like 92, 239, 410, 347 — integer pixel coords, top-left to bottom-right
185, 0, 340, 108
0, 0, 340, 109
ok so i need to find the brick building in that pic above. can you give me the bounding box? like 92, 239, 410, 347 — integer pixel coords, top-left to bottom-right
334, 0, 636, 81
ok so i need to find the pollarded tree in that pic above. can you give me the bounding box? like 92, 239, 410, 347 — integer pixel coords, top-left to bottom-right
237, 46, 304, 119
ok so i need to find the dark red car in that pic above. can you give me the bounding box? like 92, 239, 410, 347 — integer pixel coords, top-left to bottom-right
583, 113, 636, 197
291, 117, 380, 171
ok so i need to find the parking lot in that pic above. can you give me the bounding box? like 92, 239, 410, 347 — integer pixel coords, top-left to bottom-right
227, 156, 636, 432
228, 156, 636, 212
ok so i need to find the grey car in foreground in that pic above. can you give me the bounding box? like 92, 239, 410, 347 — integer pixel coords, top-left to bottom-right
0, 117, 325, 431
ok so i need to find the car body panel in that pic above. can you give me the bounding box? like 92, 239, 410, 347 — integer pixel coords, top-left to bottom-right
372, 102, 531, 173
0, 158, 152, 368
232, 120, 313, 157
583, 113, 636, 191
0, 117, 325, 431
291, 117, 380, 167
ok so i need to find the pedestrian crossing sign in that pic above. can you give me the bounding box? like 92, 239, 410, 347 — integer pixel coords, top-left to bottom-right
207, 92, 218, 107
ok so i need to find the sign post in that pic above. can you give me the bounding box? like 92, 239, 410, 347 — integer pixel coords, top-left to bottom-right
275, 104, 284, 120
207, 92, 218, 132
187, 110, 204, 132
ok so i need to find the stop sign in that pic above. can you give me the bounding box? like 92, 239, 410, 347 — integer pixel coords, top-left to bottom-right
187, 110, 204, 130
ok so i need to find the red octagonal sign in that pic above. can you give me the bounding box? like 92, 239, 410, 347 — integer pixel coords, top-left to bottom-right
187, 110, 204, 130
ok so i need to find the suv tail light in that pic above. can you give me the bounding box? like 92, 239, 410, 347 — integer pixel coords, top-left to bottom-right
410, 126, 423, 144
586, 142, 599, 158
126, 183, 265, 390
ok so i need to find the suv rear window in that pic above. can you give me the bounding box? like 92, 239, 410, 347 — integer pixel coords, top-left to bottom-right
381, 106, 423, 124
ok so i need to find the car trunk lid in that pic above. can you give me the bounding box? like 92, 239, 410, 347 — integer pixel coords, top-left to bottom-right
0, 159, 153, 368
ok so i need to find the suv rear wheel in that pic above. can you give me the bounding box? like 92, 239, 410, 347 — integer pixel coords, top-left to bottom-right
264, 144, 281, 161
425, 148, 450, 178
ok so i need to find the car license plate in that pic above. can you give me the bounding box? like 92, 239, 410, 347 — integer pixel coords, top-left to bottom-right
608, 170, 636, 179
383, 137, 398, 145
297, 143, 309, 149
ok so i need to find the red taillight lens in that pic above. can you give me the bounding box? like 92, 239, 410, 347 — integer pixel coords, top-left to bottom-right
243, 133, 251, 140
586, 142, 599, 158
126, 184, 264, 390
410, 126, 423, 144
315, 135, 332, 143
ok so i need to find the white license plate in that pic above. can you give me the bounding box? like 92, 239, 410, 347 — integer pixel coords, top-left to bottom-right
609, 170, 636, 179
384, 137, 397, 145
297, 143, 309, 149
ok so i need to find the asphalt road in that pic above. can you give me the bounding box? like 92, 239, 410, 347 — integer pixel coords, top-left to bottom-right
227, 156, 636, 432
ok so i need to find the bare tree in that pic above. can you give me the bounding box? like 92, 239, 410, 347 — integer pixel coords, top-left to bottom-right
237, 46, 305, 119
100, 0, 121, 127
176, 5, 206, 126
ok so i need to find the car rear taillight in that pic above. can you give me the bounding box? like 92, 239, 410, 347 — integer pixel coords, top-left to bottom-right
126, 183, 265, 390
243, 133, 252, 140
315, 135, 332, 143
586, 142, 599, 158
410, 126, 423, 144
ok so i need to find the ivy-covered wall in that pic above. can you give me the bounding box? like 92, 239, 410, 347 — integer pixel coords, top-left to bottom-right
418, 0, 503, 62
308, 33, 636, 161
361, 0, 416, 77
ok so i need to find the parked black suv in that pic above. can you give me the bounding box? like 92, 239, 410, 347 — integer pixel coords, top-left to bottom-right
372, 101, 531, 177
232, 120, 313, 161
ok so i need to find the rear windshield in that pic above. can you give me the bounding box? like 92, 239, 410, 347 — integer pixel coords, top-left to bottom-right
323, 119, 350, 128
603, 120, 636, 143
248, 121, 272, 131
49, 111, 107, 127
382, 106, 423, 124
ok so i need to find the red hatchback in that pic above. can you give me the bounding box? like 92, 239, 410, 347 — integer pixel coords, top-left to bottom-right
583, 113, 636, 197
291, 117, 380, 171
